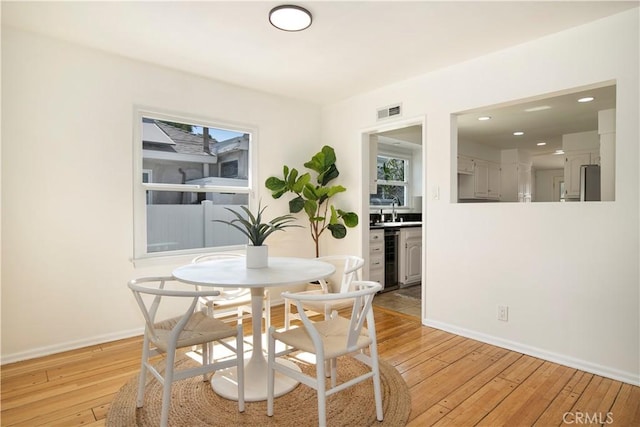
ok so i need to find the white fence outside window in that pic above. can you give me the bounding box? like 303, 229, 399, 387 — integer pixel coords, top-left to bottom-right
146, 201, 246, 253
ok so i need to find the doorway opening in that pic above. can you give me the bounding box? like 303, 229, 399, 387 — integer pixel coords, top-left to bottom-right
361, 120, 424, 319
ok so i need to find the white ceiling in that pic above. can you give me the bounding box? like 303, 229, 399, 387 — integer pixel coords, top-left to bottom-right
2, 1, 637, 105
457, 82, 617, 169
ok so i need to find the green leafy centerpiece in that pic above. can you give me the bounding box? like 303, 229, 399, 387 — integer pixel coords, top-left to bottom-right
215, 203, 299, 268
265, 145, 358, 257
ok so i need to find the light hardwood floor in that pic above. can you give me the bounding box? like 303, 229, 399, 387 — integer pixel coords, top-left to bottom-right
2, 306, 638, 426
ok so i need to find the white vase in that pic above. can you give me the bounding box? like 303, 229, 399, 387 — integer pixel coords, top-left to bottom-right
246, 244, 268, 268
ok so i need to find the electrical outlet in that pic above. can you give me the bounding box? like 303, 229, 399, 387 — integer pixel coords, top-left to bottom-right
498, 305, 509, 322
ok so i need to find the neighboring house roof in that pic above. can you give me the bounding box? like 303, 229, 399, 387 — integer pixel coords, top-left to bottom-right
142, 119, 175, 146
213, 135, 249, 156
142, 119, 216, 156
142, 119, 249, 158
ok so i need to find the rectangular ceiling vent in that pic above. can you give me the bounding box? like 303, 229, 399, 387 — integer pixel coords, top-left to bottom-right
377, 103, 402, 121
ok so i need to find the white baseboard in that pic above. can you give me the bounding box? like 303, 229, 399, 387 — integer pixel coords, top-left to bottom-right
1, 302, 288, 365
1, 327, 144, 365
4, 314, 638, 388
423, 318, 640, 387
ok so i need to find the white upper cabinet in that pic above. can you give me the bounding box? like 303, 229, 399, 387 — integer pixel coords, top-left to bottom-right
458, 155, 474, 175
457, 155, 501, 200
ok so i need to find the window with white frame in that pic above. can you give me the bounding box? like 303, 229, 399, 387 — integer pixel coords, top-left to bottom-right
370, 154, 409, 207
134, 110, 255, 258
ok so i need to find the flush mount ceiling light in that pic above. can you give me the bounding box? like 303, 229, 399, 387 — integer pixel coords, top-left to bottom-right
269, 5, 312, 31
537, 142, 547, 146
513, 131, 524, 136
477, 116, 491, 121
578, 96, 595, 103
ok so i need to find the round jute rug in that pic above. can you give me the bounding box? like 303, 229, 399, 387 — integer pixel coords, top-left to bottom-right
106, 355, 410, 426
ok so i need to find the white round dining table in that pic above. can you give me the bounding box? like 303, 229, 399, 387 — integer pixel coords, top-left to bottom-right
172, 256, 335, 401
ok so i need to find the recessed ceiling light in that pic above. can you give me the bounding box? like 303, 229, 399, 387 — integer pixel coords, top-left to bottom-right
269, 5, 312, 32
478, 116, 491, 121
513, 131, 524, 136
536, 142, 546, 146
553, 149, 565, 155
524, 105, 552, 112
578, 96, 595, 103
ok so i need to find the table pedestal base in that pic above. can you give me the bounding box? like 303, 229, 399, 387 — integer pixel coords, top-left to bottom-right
211, 356, 301, 402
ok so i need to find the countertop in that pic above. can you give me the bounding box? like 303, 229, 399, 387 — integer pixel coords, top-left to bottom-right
369, 221, 422, 230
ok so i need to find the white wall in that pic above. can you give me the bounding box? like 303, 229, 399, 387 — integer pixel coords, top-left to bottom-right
322, 10, 639, 384
1, 28, 321, 361
563, 130, 600, 151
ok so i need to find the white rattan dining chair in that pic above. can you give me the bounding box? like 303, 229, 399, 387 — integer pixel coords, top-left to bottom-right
192, 253, 271, 333
284, 255, 364, 330
128, 276, 245, 427
267, 280, 383, 426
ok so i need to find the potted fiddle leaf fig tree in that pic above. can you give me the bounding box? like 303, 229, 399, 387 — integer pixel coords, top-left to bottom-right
214, 202, 300, 268
265, 145, 358, 257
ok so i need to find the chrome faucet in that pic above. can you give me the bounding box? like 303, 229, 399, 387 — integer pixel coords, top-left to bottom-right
391, 197, 399, 222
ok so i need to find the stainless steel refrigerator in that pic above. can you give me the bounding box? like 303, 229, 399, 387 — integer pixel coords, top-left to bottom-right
580, 164, 601, 201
